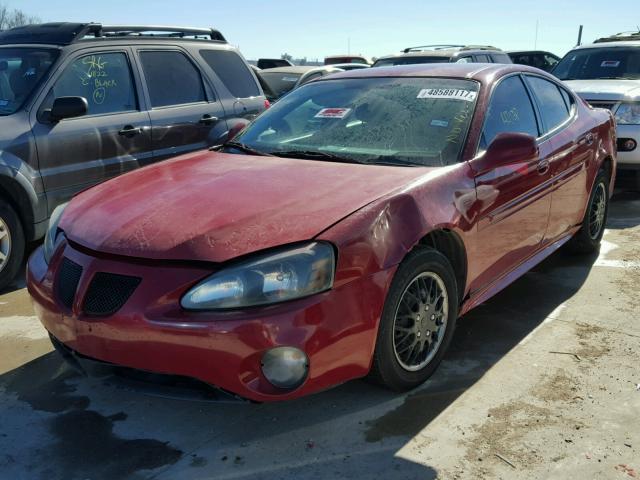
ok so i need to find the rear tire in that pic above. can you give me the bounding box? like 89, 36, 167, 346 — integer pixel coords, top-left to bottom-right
567, 170, 609, 254
0, 202, 25, 292
368, 247, 458, 391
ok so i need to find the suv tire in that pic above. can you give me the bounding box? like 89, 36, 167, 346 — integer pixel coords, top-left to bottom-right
0, 203, 25, 291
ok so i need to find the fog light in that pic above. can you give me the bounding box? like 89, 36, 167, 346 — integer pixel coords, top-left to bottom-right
617, 138, 637, 152
261, 347, 308, 389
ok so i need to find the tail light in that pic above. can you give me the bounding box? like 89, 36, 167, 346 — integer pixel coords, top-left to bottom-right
264, 99, 271, 109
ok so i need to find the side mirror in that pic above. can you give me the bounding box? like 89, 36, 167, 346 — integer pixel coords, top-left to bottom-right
473, 132, 538, 174
49, 96, 88, 122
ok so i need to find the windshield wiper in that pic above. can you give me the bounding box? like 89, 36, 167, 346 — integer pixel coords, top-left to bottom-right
213, 141, 273, 156
271, 150, 366, 164
364, 157, 426, 167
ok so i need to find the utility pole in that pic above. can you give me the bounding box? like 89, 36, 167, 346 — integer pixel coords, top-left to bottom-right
576, 25, 583, 46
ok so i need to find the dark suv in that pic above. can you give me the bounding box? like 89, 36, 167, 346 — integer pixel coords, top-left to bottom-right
372, 45, 512, 67
0, 22, 267, 289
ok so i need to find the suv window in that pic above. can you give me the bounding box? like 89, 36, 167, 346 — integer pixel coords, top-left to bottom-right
0, 47, 59, 115
491, 53, 512, 64
46, 52, 136, 116
140, 51, 206, 107
456, 56, 472, 63
554, 47, 640, 80
475, 54, 491, 63
199, 49, 259, 98
526, 76, 570, 133
481, 75, 539, 149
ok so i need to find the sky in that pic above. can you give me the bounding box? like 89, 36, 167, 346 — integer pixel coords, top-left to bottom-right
14, 0, 640, 60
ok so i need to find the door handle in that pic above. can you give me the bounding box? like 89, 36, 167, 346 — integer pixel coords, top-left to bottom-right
118, 125, 142, 137
537, 159, 550, 175
199, 114, 219, 125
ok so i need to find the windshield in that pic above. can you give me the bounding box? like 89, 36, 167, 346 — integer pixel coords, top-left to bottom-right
373, 56, 451, 67
554, 47, 640, 80
260, 72, 303, 97
0, 47, 59, 115
234, 77, 479, 167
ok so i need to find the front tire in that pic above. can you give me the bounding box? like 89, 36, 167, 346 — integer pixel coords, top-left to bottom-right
369, 248, 458, 391
568, 170, 609, 254
0, 202, 25, 292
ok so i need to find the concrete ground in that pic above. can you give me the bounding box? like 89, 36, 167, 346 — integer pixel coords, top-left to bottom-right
0, 189, 639, 480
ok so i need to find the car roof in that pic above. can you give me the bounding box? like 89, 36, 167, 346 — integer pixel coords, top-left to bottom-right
260, 66, 340, 74
318, 62, 548, 84
508, 50, 557, 55
0, 22, 226, 46
572, 41, 640, 50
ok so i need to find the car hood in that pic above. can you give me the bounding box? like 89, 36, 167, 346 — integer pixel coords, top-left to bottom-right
563, 79, 640, 101
60, 151, 429, 263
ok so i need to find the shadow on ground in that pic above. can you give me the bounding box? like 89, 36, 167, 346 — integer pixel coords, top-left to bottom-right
1, 191, 636, 480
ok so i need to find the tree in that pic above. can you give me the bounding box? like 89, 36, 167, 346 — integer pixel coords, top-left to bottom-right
0, 4, 40, 30
281, 53, 293, 62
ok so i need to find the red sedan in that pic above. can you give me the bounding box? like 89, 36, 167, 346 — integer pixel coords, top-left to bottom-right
28, 64, 616, 402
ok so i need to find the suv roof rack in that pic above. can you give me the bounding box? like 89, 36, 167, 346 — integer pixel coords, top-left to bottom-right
594, 31, 640, 43
402, 44, 499, 53
0, 22, 226, 46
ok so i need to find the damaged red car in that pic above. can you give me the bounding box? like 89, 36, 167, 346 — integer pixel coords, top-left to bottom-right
28, 64, 616, 402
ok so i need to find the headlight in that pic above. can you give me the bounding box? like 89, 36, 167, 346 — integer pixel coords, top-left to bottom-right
181, 242, 335, 310
43, 202, 68, 264
615, 102, 640, 125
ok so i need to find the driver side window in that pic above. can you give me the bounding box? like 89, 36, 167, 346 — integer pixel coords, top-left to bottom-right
42, 52, 137, 117
480, 75, 539, 150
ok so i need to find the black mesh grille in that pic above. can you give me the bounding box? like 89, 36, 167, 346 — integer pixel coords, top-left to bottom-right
82, 272, 141, 316
56, 258, 83, 309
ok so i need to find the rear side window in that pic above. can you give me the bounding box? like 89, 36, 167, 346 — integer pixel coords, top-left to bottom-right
481, 75, 539, 149
491, 53, 512, 64
475, 54, 491, 63
200, 49, 259, 98
525, 76, 570, 133
140, 51, 206, 107
48, 52, 137, 116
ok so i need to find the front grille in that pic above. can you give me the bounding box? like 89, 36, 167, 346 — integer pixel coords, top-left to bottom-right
56, 258, 83, 309
82, 272, 141, 316
587, 100, 617, 111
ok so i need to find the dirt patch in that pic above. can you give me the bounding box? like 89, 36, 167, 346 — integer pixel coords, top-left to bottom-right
575, 322, 611, 360
462, 400, 558, 473
533, 369, 578, 403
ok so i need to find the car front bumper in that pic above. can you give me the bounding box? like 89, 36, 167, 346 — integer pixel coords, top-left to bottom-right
616, 124, 640, 168
27, 243, 394, 402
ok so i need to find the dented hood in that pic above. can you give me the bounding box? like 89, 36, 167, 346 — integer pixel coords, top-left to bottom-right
60, 151, 427, 262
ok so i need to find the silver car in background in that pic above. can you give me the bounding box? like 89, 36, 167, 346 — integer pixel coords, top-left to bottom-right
554, 33, 640, 183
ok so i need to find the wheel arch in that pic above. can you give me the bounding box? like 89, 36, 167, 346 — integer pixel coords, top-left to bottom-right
0, 169, 40, 241
415, 228, 468, 305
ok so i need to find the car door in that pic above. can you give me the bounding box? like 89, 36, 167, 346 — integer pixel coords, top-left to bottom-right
198, 48, 265, 121
524, 74, 591, 242
31, 48, 153, 214
135, 48, 229, 161
470, 74, 553, 290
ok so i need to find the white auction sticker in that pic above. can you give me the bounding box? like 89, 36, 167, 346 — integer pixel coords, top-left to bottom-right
601, 60, 620, 68
282, 76, 299, 82
314, 107, 352, 119
417, 88, 477, 102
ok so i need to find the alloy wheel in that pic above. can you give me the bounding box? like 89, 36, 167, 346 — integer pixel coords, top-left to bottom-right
589, 182, 607, 240
0, 216, 11, 273
392, 271, 448, 372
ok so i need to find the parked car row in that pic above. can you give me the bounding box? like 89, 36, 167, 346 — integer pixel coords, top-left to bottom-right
0, 21, 623, 402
